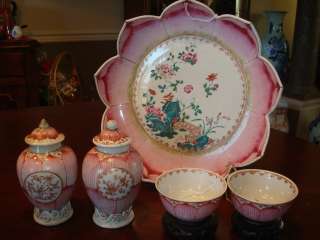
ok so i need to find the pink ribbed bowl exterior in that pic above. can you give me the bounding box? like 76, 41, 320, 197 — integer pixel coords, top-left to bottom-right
227, 169, 298, 222
160, 194, 222, 222
230, 193, 291, 222
156, 168, 227, 222
17, 146, 77, 210
82, 147, 142, 215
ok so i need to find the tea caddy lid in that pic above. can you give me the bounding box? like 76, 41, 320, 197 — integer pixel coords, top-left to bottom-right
93, 120, 130, 154
25, 119, 65, 146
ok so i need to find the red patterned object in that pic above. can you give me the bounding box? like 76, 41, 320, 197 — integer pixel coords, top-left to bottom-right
82, 120, 143, 228
0, 0, 14, 40
16, 119, 77, 226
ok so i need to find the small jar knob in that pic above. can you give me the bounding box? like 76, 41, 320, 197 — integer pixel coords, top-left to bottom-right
39, 118, 50, 129
106, 120, 117, 131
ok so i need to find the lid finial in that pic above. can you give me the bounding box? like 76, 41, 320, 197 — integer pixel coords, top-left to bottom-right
25, 118, 64, 146
93, 120, 130, 149
39, 118, 50, 129
106, 120, 118, 131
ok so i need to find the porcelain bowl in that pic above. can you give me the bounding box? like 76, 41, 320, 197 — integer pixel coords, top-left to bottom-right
227, 169, 298, 222
155, 168, 227, 222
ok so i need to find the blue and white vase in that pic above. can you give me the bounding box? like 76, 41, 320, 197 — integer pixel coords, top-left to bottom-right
309, 115, 320, 144
262, 11, 289, 81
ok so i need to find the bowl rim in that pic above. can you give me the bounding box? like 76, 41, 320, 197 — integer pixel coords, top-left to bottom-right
155, 167, 227, 203
227, 168, 299, 205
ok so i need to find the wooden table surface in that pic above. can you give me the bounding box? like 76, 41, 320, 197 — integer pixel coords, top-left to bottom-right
1, 101, 319, 239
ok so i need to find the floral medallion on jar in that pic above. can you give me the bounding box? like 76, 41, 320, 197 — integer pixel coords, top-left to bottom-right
24, 171, 63, 203
132, 35, 248, 152
97, 168, 134, 200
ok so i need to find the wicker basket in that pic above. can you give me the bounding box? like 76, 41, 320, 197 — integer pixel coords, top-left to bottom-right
48, 51, 81, 105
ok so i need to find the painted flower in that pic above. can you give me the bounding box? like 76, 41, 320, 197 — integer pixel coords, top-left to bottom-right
205, 116, 214, 126
184, 84, 194, 94
184, 134, 197, 144
159, 64, 171, 74
206, 73, 218, 82
148, 88, 156, 95
181, 52, 197, 65
105, 182, 118, 194
222, 115, 231, 121
162, 92, 174, 102
145, 106, 163, 118
156, 63, 176, 78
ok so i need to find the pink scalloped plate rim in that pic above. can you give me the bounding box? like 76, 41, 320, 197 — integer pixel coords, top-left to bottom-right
95, 0, 282, 182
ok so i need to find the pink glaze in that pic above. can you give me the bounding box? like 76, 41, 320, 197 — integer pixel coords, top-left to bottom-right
245, 57, 282, 115
160, 195, 222, 222
108, 105, 269, 177
224, 113, 269, 167
16, 120, 77, 211
24, 186, 74, 210
61, 147, 78, 186
118, 17, 168, 63
213, 16, 259, 62
95, 0, 283, 182
95, 56, 135, 105
161, 0, 215, 37
156, 168, 227, 222
82, 148, 142, 189
86, 184, 140, 214
18, 147, 77, 190
227, 169, 298, 222
17, 146, 77, 210
82, 121, 143, 217
27, 126, 59, 140
17, 150, 43, 186
230, 194, 291, 222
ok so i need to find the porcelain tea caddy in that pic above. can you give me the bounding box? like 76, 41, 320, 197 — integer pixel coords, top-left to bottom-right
16, 119, 78, 226
82, 120, 143, 228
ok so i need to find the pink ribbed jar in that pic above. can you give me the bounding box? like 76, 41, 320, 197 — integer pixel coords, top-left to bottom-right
16, 119, 77, 226
82, 120, 143, 228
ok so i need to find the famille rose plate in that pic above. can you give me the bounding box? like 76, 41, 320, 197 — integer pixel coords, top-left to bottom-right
95, 0, 282, 182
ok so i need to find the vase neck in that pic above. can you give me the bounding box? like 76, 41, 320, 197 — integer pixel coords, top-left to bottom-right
95, 144, 129, 155
29, 143, 62, 153
265, 11, 286, 37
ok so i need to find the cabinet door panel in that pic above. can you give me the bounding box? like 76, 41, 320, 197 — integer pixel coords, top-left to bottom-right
0, 52, 25, 76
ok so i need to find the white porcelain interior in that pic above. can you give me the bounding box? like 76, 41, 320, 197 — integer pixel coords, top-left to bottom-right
132, 35, 248, 152
156, 168, 227, 202
227, 169, 298, 205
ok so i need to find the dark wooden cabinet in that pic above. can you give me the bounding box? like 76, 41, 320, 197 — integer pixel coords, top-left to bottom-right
0, 39, 40, 108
